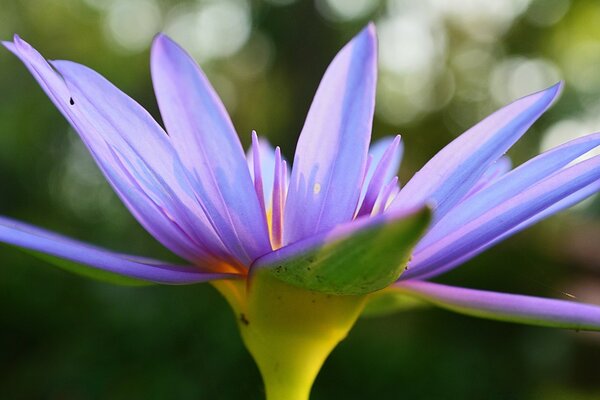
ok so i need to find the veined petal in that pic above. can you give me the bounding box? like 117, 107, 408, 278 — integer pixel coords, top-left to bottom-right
3, 37, 225, 264
252, 206, 430, 295
284, 23, 378, 245
151, 34, 271, 264
411, 179, 600, 281
53, 60, 236, 263
395, 281, 600, 331
391, 83, 562, 221
405, 153, 600, 280
0, 216, 237, 285
418, 132, 600, 250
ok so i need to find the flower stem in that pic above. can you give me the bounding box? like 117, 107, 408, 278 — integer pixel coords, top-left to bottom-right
213, 273, 367, 400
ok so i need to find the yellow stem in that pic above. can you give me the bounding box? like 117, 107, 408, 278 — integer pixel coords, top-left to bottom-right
213, 273, 367, 400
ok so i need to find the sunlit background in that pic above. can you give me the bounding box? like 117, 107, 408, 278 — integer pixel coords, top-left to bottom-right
1, 0, 599, 398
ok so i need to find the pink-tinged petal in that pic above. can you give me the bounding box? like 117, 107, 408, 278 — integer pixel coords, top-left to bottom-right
271, 147, 285, 249
395, 281, 600, 331
252, 206, 430, 295
404, 153, 600, 280
151, 34, 271, 264
357, 135, 403, 217
247, 135, 280, 210
372, 176, 400, 215
358, 136, 404, 206
284, 24, 378, 245
0, 216, 238, 285
3, 37, 225, 264
250, 131, 269, 223
391, 83, 562, 221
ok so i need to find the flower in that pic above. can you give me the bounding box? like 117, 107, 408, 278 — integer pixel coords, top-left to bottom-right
2, 23, 600, 399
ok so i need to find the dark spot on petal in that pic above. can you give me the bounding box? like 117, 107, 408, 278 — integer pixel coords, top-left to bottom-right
69, 97, 75, 105
240, 313, 249, 326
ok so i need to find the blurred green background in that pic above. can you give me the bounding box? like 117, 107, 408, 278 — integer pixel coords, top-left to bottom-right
1, 0, 600, 398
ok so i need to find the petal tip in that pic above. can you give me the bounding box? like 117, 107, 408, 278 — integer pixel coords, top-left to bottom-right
151, 33, 179, 56
365, 21, 377, 37
357, 22, 378, 49
544, 80, 563, 104
1, 40, 15, 52
12, 34, 31, 52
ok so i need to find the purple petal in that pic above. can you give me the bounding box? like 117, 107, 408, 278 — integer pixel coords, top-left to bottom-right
413, 179, 600, 280
395, 281, 600, 331
0, 216, 237, 284
3, 36, 225, 264
418, 132, 600, 250
53, 59, 239, 264
391, 83, 562, 221
151, 34, 271, 264
357, 135, 403, 217
404, 153, 600, 280
283, 24, 378, 245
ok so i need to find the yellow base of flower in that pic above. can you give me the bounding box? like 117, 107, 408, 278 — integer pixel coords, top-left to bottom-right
213, 272, 367, 400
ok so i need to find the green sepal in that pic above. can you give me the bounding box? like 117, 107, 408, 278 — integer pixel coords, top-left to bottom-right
362, 286, 428, 318
19, 248, 151, 286
259, 207, 432, 295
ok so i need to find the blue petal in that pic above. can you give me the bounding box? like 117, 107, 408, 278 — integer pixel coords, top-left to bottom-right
395, 281, 600, 331
4, 36, 225, 264
405, 146, 600, 280
391, 83, 562, 221
151, 34, 272, 264
283, 24, 378, 244
0, 216, 237, 284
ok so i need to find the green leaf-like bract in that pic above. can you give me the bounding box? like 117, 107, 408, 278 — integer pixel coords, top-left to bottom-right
259, 207, 431, 295
19, 248, 151, 286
